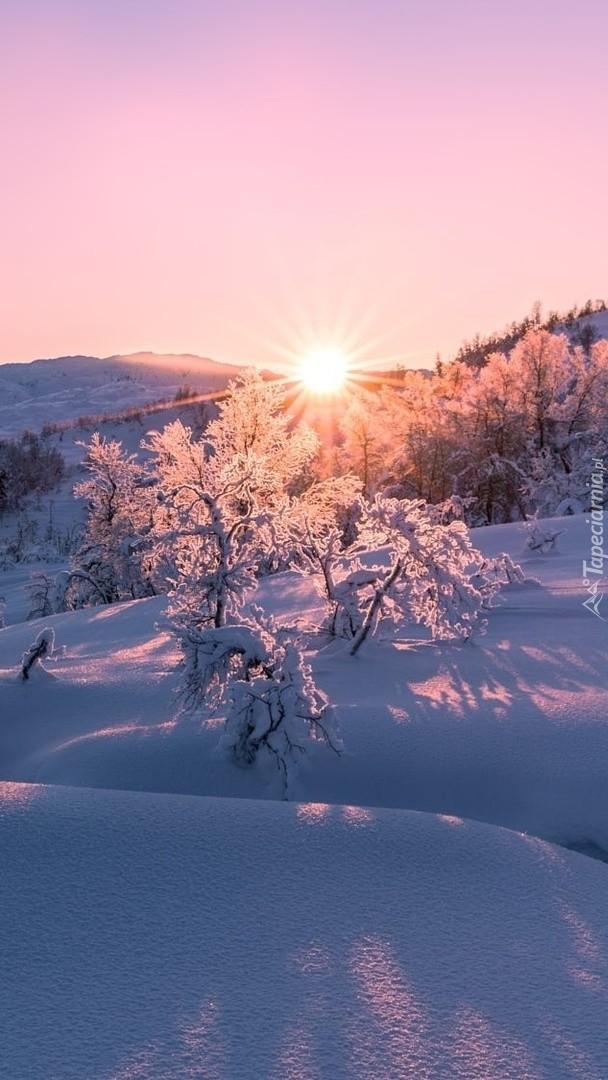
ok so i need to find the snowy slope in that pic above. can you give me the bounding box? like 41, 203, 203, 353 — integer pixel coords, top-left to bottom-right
1, 515, 607, 849
0, 352, 242, 438
2, 781, 608, 1080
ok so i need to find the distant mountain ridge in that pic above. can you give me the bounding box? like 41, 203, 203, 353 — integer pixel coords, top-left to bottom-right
0, 351, 244, 439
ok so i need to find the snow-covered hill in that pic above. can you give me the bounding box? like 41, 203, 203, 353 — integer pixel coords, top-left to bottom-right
0, 352, 243, 567
0, 351, 242, 439
1, 497, 607, 1076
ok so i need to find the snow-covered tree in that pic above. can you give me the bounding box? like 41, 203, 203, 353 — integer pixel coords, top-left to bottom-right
203, 369, 319, 505
331, 328, 607, 525
337, 390, 389, 496
300, 495, 494, 654
350, 496, 491, 652
59, 434, 157, 609
520, 340, 608, 516
143, 416, 282, 628
144, 372, 355, 626
471, 552, 527, 601
0, 432, 65, 514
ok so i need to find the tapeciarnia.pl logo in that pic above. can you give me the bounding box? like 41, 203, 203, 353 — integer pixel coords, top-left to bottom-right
582, 457, 605, 620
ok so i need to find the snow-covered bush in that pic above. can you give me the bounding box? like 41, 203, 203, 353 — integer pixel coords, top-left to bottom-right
179, 612, 340, 795
221, 638, 339, 795
0, 516, 38, 568
27, 572, 59, 619
0, 512, 80, 571
298, 526, 378, 639
523, 513, 564, 554
428, 495, 475, 525
471, 553, 529, 606
20, 628, 55, 681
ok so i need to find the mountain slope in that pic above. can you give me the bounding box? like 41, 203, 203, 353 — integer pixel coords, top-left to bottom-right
0, 351, 243, 438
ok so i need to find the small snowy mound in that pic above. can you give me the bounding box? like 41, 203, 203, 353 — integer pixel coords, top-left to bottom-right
2, 782, 607, 1080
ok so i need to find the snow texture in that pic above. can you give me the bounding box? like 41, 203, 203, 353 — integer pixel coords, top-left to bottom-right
1, 782, 608, 1080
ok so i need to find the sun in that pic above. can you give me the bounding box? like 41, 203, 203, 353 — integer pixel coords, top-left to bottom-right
299, 347, 348, 394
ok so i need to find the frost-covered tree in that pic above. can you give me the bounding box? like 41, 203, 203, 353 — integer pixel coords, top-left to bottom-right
58, 434, 157, 609
300, 495, 494, 654
366, 374, 458, 504
520, 340, 608, 516
471, 552, 527, 600
144, 416, 261, 627
457, 332, 608, 520
296, 526, 376, 639
332, 328, 606, 525
450, 350, 528, 523
143, 416, 302, 628
338, 390, 389, 496
350, 496, 492, 653
203, 369, 319, 506
143, 372, 355, 626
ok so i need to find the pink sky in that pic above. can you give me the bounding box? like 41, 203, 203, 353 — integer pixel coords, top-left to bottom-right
1, 0, 607, 371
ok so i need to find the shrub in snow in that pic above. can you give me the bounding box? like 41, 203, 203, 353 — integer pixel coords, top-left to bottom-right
179, 612, 340, 796
20, 628, 55, 681
523, 513, 564, 554
476, 552, 526, 586
221, 640, 339, 795
0, 431, 65, 514
472, 553, 529, 605
179, 618, 273, 710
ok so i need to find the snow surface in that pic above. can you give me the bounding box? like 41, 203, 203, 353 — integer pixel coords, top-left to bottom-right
2, 782, 608, 1080
1, 513, 608, 1077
